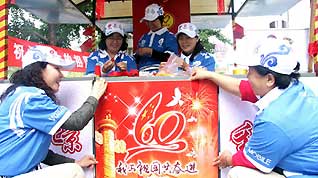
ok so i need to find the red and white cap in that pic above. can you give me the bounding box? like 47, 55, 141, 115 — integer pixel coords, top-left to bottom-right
22, 45, 76, 69
176, 22, 198, 38
104, 21, 124, 37
242, 38, 298, 75
140, 4, 164, 22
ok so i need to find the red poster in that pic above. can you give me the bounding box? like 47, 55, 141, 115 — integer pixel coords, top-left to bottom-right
95, 79, 218, 178
7, 36, 89, 72
132, 0, 190, 50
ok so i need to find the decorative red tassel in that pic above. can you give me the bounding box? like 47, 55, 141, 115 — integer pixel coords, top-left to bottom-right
96, 0, 104, 20
217, 0, 224, 14
308, 41, 318, 57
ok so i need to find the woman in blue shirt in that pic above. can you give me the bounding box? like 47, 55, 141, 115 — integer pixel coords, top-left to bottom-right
0, 45, 107, 178
175, 22, 216, 72
86, 21, 137, 77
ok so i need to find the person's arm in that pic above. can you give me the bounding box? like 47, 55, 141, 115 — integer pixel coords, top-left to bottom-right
190, 68, 242, 97
43, 150, 97, 168
61, 96, 97, 130
61, 79, 107, 131
42, 150, 75, 165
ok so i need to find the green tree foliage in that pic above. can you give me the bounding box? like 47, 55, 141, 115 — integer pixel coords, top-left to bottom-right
8, 4, 85, 48
198, 29, 231, 54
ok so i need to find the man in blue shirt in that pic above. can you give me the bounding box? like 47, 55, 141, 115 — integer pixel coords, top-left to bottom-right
135, 3, 178, 74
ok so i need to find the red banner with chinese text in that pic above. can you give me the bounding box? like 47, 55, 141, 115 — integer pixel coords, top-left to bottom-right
95, 79, 218, 178
7, 36, 89, 72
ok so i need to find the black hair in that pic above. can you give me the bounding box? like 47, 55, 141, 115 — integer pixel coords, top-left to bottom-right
251, 62, 300, 89
0, 62, 57, 103
177, 34, 206, 62
157, 15, 164, 25
98, 32, 128, 51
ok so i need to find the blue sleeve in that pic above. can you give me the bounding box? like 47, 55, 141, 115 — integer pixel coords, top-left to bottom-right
85, 51, 99, 75
23, 93, 71, 135
204, 55, 216, 71
125, 55, 137, 71
165, 33, 178, 54
138, 34, 146, 48
243, 120, 292, 173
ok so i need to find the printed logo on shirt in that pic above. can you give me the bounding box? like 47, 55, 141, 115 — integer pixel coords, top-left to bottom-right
193, 61, 201, 67
202, 52, 212, 59
140, 40, 146, 47
247, 147, 272, 166
158, 38, 164, 47
48, 107, 65, 121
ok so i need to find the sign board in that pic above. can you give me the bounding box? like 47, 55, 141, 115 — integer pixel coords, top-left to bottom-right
94, 79, 219, 178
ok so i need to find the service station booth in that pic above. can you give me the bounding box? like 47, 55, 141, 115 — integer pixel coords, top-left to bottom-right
0, 0, 318, 178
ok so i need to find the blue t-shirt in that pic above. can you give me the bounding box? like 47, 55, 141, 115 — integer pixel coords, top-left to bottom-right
137, 27, 178, 70
0, 86, 71, 176
86, 50, 137, 76
243, 81, 318, 177
180, 51, 216, 71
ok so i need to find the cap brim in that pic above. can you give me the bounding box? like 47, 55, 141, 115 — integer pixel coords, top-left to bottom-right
48, 58, 76, 70
139, 16, 158, 23
106, 30, 124, 37
176, 31, 197, 38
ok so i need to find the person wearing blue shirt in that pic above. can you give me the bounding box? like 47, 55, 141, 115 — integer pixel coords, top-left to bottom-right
0, 45, 107, 178
204, 38, 318, 178
176, 22, 215, 72
135, 3, 178, 74
85, 21, 137, 77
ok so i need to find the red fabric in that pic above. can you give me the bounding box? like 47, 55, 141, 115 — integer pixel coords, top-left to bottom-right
239, 80, 258, 103
232, 150, 257, 169
94, 65, 101, 77
83, 26, 94, 36
308, 41, 318, 57
80, 38, 93, 52
217, 0, 225, 14
107, 69, 139, 77
233, 23, 244, 39
96, 0, 104, 20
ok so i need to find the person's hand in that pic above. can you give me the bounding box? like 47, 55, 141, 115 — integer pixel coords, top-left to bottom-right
90, 78, 107, 100
180, 60, 190, 71
102, 60, 115, 73
116, 61, 127, 71
159, 62, 167, 70
135, 47, 153, 56
190, 67, 211, 80
212, 150, 232, 169
75, 155, 98, 169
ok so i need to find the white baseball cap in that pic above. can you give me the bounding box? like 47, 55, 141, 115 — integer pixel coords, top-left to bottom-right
176, 22, 198, 38
243, 38, 298, 75
22, 45, 76, 69
104, 21, 124, 37
140, 4, 164, 22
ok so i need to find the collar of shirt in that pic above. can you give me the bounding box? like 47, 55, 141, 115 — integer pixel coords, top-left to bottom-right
98, 49, 121, 60
180, 53, 191, 64
254, 86, 288, 115
148, 27, 168, 35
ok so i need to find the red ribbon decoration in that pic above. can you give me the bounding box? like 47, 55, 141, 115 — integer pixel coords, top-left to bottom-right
96, 0, 104, 20
107, 69, 139, 77
217, 0, 225, 14
308, 41, 318, 57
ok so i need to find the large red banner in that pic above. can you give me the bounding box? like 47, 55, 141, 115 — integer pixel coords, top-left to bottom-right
7, 36, 89, 72
94, 79, 218, 178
